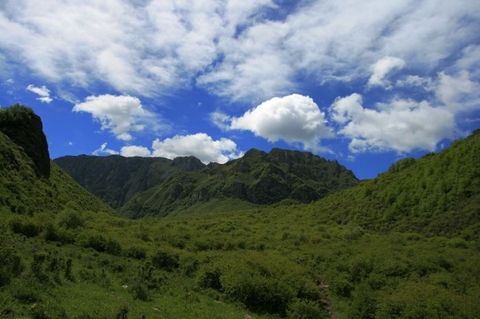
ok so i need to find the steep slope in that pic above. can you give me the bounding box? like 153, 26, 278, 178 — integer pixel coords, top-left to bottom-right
0, 106, 110, 214
121, 148, 358, 217
55, 155, 205, 208
313, 129, 480, 236
0, 104, 50, 177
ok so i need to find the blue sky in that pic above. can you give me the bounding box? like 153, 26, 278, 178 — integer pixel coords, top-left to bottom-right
0, 0, 479, 179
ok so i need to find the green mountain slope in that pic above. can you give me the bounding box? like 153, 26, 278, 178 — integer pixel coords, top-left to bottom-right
120, 148, 359, 217
55, 155, 204, 208
312, 129, 480, 236
0, 106, 110, 214
0, 105, 479, 318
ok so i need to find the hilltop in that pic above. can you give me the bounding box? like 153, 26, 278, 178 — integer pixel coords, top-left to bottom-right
0, 105, 110, 214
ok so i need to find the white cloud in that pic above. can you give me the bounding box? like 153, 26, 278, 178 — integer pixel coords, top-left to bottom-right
331, 93, 456, 153
73, 94, 161, 141
210, 111, 232, 131
26, 84, 53, 103
435, 71, 479, 111
368, 56, 406, 87
227, 94, 332, 151
151, 133, 241, 164
92, 142, 118, 156
120, 145, 151, 157
395, 75, 433, 90
0, 1, 477, 101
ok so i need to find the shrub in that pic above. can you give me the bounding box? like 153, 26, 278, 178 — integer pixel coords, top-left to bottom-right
131, 283, 150, 301
58, 211, 84, 229
215, 253, 307, 315
151, 249, 179, 271
287, 299, 328, 319
198, 267, 223, 290
82, 234, 122, 256
44, 224, 74, 244
348, 284, 377, 319
180, 255, 199, 276
124, 246, 147, 260
10, 219, 41, 237
0, 248, 24, 286
31, 253, 49, 283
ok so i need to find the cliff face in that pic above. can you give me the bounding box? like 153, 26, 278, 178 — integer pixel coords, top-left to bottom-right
0, 104, 51, 178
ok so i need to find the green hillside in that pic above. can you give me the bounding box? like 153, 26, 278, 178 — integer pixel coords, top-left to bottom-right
0, 106, 110, 214
312, 130, 480, 237
55, 155, 205, 208
1, 105, 479, 318
57, 147, 358, 218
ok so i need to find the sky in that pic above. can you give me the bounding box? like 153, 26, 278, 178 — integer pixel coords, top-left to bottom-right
0, 0, 479, 179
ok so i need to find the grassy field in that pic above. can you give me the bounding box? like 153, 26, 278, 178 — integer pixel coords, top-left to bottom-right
1, 202, 479, 318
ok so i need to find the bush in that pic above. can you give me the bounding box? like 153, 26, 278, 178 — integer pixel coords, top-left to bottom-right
58, 211, 84, 229
210, 253, 307, 315
44, 224, 74, 244
82, 234, 122, 256
180, 255, 199, 276
124, 246, 146, 260
151, 249, 179, 271
348, 284, 377, 319
0, 248, 24, 286
287, 299, 328, 319
10, 219, 41, 237
198, 267, 222, 290
131, 283, 150, 301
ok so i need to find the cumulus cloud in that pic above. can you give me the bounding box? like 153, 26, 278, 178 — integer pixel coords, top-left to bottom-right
73, 95, 161, 141
151, 133, 241, 164
331, 93, 456, 153
94, 133, 241, 163
0, 1, 478, 101
368, 56, 406, 87
26, 84, 53, 103
120, 145, 151, 157
435, 71, 479, 111
227, 94, 332, 151
92, 142, 118, 156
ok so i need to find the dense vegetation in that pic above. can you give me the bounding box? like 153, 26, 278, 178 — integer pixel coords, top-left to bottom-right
57, 148, 358, 217
55, 155, 205, 208
1, 105, 479, 318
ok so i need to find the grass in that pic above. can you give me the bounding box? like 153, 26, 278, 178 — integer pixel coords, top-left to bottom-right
1, 204, 479, 318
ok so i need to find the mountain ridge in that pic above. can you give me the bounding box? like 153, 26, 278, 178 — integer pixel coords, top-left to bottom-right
56, 147, 359, 217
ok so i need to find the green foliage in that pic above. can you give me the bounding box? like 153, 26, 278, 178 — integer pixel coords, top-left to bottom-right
287, 299, 328, 319
57, 211, 85, 230
313, 131, 480, 236
10, 219, 42, 237
82, 234, 122, 256
0, 248, 24, 286
0, 107, 479, 318
151, 249, 179, 271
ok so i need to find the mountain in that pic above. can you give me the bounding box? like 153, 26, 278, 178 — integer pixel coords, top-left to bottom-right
312, 129, 480, 236
1, 105, 478, 318
57, 147, 359, 218
120, 148, 359, 217
55, 155, 205, 208
0, 105, 110, 214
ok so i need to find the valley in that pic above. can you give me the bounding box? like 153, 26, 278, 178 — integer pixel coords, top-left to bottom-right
0, 105, 479, 319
